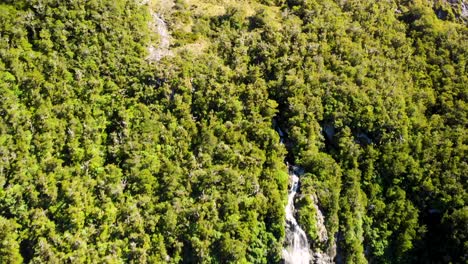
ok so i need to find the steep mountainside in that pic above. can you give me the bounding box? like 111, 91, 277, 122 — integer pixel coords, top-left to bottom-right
0, 0, 466, 263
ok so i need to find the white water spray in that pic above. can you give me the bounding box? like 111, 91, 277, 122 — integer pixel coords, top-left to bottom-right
282, 166, 312, 264
276, 122, 335, 264
275, 124, 311, 263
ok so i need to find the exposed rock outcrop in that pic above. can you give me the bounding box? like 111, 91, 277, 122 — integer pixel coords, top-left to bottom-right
147, 12, 173, 61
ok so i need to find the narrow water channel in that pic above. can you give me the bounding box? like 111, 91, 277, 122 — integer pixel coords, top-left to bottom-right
282, 165, 312, 264
276, 125, 311, 264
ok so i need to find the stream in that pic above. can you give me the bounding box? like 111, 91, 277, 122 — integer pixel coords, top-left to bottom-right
282, 166, 312, 264
276, 125, 312, 264
147, 12, 172, 61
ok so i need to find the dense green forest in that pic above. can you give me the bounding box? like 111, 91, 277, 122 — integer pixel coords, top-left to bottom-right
0, 0, 466, 263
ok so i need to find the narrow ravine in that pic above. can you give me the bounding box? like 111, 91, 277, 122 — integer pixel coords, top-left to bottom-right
282, 165, 312, 264
276, 124, 312, 264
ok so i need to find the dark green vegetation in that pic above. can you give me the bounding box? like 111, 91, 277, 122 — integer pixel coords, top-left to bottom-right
0, 0, 466, 263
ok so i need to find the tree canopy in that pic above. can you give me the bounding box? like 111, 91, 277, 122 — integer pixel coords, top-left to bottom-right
0, 0, 466, 263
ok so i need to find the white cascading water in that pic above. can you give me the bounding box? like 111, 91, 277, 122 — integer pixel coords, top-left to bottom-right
147, 12, 172, 61
276, 124, 311, 263
282, 166, 312, 264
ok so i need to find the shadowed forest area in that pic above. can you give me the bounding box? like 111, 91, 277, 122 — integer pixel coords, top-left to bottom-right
0, 0, 466, 263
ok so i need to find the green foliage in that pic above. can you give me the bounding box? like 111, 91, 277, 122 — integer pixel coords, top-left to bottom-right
0, 0, 466, 263
0, 217, 23, 263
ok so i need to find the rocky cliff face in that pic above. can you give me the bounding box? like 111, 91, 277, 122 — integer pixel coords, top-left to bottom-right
311, 194, 336, 264
147, 12, 173, 61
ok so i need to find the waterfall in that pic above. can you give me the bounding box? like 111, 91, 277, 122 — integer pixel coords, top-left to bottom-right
147, 12, 173, 61
282, 166, 312, 264
275, 123, 311, 263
